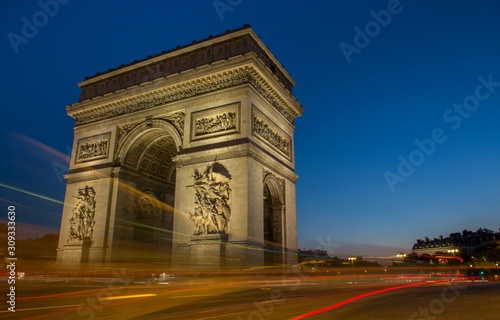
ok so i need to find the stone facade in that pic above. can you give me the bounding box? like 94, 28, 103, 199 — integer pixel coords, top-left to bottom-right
56, 25, 303, 269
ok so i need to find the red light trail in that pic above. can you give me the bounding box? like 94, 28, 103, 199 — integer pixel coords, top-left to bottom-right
291, 281, 443, 319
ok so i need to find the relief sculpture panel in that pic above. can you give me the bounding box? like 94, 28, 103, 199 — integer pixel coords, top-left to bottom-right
191, 103, 239, 141
252, 106, 291, 159
67, 186, 96, 242
76, 132, 111, 163
188, 161, 232, 235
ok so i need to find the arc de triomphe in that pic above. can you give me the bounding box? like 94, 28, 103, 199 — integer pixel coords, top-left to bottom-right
56, 25, 303, 269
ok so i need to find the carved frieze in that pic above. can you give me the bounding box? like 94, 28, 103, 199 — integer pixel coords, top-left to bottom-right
191, 103, 239, 141
74, 72, 250, 126
67, 186, 96, 242
76, 133, 111, 163
248, 73, 295, 124
188, 161, 232, 235
73, 68, 298, 127
252, 108, 291, 159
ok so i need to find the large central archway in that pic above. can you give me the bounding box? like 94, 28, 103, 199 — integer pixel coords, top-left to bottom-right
111, 121, 181, 263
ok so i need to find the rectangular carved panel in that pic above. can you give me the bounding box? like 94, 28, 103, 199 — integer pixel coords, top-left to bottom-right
190, 103, 240, 141
252, 105, 291, 160
75, 132, 111, 163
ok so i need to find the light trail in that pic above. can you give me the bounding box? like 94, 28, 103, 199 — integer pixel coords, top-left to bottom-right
0, 183, 63, 204
99, 293, 157, 301
171, 294, 221, 299
0, 304, 81, 313
11, 132, 70, 162
290, 281, 443, 319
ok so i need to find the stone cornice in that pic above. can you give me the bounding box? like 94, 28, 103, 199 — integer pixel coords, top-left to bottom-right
69, 65, 302, 126
78, 26, 295, 96
65, 167, 116, 184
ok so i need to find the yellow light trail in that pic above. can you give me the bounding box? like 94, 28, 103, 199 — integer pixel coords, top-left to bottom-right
99, 294, 157, 301
0, 183, 63, 205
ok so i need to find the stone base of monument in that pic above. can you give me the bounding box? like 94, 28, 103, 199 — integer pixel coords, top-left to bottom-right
173, 233, 270, 270
56, 239, 92, 269
189, 234, 227, 270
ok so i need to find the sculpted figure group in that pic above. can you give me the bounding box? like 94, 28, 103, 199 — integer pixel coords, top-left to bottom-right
253, 116, 290, 156
68, 186, 96, 242
195, 112, 236, 137
78, 140, 108, 160
189, 161, 232, 235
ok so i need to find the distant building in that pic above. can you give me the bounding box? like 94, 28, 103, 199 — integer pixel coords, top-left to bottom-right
412, 228, 500, 257
298, 249, 329, 261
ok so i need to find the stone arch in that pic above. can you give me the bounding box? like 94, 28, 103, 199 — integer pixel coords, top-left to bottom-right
122, 131, 177, 183
114, 120, 181, 262
116, 118, 182, 165
263, 174, 284, 205
117, 119, 181, 185
263, 173, 285, 266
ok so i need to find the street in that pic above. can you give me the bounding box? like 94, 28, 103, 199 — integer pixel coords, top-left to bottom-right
1, 273, 498, 319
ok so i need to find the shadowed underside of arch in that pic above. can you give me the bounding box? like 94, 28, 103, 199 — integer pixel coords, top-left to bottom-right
123, 130, 177, 182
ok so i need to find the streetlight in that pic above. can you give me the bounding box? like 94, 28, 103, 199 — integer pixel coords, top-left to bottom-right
447, 249, 458, 266
348, 256, 356, 268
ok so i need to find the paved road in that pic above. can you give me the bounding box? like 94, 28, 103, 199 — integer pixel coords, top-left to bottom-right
1, 275, 498, 319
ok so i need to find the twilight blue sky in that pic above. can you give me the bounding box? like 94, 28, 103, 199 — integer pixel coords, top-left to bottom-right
1, 0, 499, 261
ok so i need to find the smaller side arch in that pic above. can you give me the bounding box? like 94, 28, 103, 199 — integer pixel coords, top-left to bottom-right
262, 174, 285, 250
263, 172, 285, 256
263, 173, 284, 205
